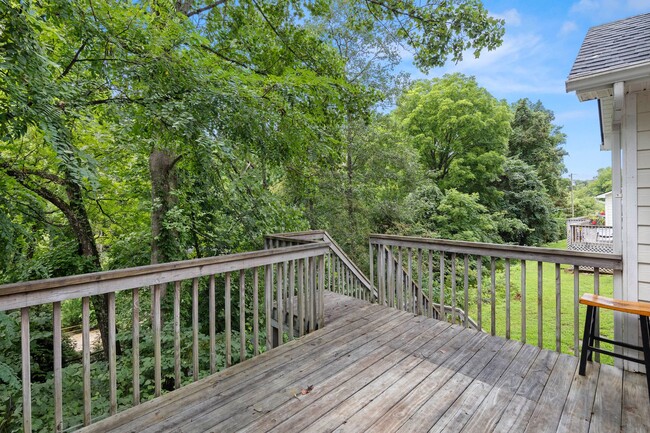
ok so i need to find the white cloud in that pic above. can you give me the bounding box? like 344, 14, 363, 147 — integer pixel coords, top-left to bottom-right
559, 21, 578, 36
570, 0, 650, 16
424, 31, 569, 96
491, 9, 522, 27
554, 109, 594, 124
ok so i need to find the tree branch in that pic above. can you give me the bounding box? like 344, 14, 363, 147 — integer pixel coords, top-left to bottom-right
0, 163, 66, 185
199, 44, 268, 76
59, 40, 87, 79
185, 1, 227, 17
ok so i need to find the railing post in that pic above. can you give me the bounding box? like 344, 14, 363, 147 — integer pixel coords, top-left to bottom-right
319, 254, 325, 328
265, 264, 273, 350
53, 301, 63, 432
21, 307, 31, 433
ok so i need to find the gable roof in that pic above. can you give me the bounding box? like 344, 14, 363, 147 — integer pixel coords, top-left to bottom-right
566, 13, 650, 93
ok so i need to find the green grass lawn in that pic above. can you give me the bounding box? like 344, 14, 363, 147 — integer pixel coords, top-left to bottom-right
464, 239, 615, 364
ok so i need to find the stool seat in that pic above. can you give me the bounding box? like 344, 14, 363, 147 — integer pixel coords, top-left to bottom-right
579, 294, 650, 403
579, 293, 650, 316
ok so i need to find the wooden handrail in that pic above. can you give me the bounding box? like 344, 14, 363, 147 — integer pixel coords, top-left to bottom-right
370, 234, 622, 269
0, 244, 328, 311
266, 231, 376, 300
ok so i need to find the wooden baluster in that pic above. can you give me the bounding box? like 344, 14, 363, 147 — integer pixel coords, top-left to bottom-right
505, 259, 510, 340
451, 253, 457, 324
440, 253, 445, 322
298, 259, 305, 337
21, 307, 32, 433
240, 270, 246, 361
491, 258, 496, 336
556, 263, 561, 353
265, 265, 272, 351
538, 261, 543, 349
174, 281, 181, 387
82, 297, 91, 425
338, 258, 342, 295
209, 275, 216, 374
574, 267, 580, 356
397, 247, 403, 310
225, 272, 232, 367
428, 250, 433, 319
288, 261, 295, 340
388, 247, 396, 307
153, 284, 162, 397
283, 261, 289, 314
477, 258, 482, 331
418, 248, 423, 316
521, 260, 527, 345
319, 254, 325, 328
53, 301, 63, 432
463, 255, 469, 329
133, 288, 141, 404
310, 257, 316, 330
108, 292, 117, 415
253, 268, 260, 356
594, 268, 600, 362
193, 278, 199, 381
370, 244, 374, 303
407, 247, 413, 312
328, 252, 332, 294
307, 258, 313, 332
378, 246, 385, 305
277, 262, 284, 344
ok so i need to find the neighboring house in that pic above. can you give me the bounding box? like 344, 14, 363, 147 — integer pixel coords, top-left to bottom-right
596, 191, 613, 226
566, 12, 650, 368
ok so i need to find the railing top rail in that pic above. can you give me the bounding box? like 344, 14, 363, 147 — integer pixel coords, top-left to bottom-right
370, 234, 622, 270
264, 234, 316, 244
0, 243, 330, 311
570, 225, 613, 229
267, 231, 376, 298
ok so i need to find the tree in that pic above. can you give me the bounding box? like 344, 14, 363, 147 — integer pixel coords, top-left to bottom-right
496, 159, 560, 245
404, 183, 500, 243
393, 73, 511, 206
509, 99, 567, 202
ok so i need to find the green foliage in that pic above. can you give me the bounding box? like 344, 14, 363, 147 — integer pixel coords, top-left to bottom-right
496, 159, 561, 245
509, 99, 567, 202
393, 73, 511, 206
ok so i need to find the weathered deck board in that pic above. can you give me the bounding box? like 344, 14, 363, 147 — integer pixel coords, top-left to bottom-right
588, 364, 622, 433
78, 292, 649, 433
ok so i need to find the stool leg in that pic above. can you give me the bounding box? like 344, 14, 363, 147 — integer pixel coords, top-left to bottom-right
587, 307, 597, 362
639, 315, 650, 403
579, 305, 595, 376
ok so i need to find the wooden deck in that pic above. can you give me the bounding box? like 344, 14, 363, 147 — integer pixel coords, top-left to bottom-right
80, 292, 649, 433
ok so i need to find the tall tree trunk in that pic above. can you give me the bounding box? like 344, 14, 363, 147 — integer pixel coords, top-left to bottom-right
2, 164, 113, 359
149, 149, 181, 322
150, 149, 181, 264
64, 177, 113, 359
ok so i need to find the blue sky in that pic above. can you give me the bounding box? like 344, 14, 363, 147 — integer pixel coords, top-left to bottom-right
399, 0, 650, 180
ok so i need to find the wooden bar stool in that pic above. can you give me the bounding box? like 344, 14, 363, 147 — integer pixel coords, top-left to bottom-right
579, 293, 650, 402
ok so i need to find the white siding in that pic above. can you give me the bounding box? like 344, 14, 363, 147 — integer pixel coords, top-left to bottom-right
638, 92, 650, 301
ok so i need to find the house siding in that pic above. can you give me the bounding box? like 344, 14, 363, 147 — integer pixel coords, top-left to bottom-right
638, 91, 650, 301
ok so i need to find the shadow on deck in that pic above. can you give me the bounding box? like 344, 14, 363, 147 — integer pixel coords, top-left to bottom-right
79, 291, 649, 433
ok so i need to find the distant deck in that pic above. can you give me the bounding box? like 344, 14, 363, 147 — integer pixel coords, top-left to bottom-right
79, 291, 649, 433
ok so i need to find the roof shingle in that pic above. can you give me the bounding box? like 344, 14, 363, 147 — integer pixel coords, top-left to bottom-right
568, 12, 650, 81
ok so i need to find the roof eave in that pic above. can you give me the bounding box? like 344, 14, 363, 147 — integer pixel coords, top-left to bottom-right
566, 61, 650, 96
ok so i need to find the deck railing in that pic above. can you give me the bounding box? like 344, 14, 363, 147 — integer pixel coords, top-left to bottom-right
265, 231, 376, 302
370, 234, 623, 358
375, 244, 480, 330
0, 243, 328, 432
